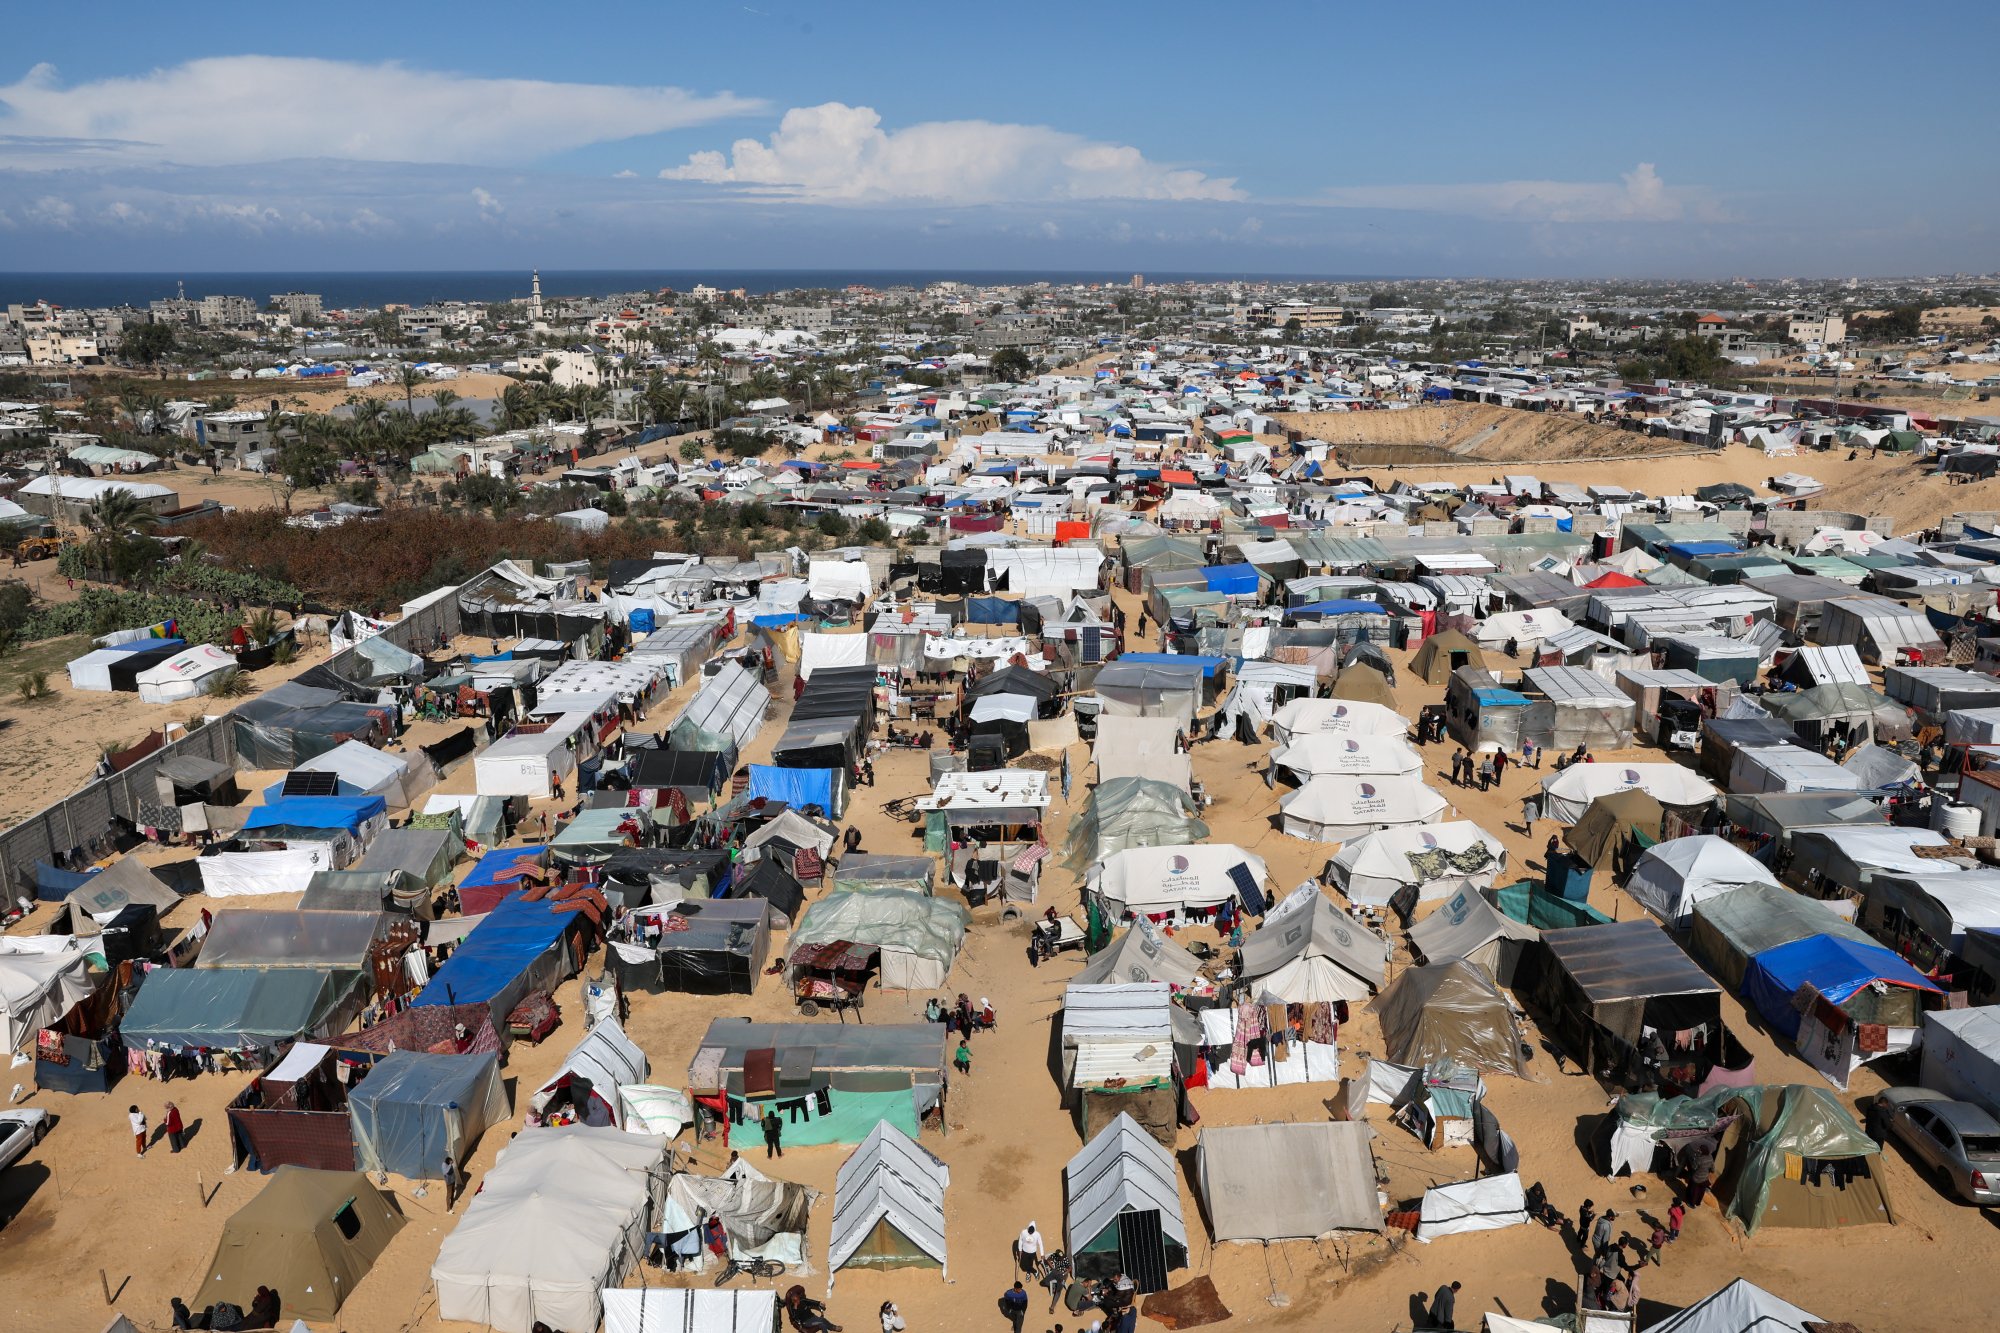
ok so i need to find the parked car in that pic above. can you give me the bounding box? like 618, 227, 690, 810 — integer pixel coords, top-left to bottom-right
0, 1108, 50, 1171
1867, 1086, 2000, 1205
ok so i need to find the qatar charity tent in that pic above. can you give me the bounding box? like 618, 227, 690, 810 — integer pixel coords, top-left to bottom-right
1196, 1121, 1382, 1242
431, 1126, 669, 1333
1369, 958, 1530, 1078
1063, 1111, 1187, 1293
348, 1050, 511, 1179
1329, 822, 1507, 908
1539, 762, 1717, 824
1238, 884, 1388, 1003
829, 1120, 949, 1285
1269, 697, 1408, 745
1268, 733, 1423, 782
199, 1167, 405, 1321
1090, 844, 1272, 921
1278, 774, 1447, 842
1626, 835, 1781, 929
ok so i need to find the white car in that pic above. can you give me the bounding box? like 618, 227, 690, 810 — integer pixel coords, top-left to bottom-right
0, 1108, 50, 1171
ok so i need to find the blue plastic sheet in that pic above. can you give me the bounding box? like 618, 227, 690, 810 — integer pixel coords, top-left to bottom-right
746, 764, 836, 811
416, 889, 572, 1009
1201, 565, 1259, 596
1743, 934, 1940, 1040
243, 794, 386, 834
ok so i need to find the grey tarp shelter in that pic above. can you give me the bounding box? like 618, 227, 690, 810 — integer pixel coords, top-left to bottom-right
1406, 887, 1539, 988
1238, 886, 1388, 1003
348, 1050, 511, 1179
197, 909, 386, 970
354, 826, 461, 915
1196, 1121, 1382, 1241
1689, 881, 1877, 993
1368, 958, 1530, 1077
1072, 919, 1203, 988
828, 1120, 949, 1283
1527, 920, 1722, 1078
122, 966, 365, 1055
1064, 1111, 1187, 1292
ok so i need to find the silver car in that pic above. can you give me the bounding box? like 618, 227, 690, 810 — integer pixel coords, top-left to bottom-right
0, 1107, 50, 1172
1868, 1086, 2000, 1206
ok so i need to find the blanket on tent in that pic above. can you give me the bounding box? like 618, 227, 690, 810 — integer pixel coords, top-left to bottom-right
1406, 845, 1497, 882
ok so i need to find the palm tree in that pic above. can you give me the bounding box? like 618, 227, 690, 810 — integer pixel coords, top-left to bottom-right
398, 365, 425, 411
570, 384, 611, 439
430, 387, 461, 413
494, 382, 535, 432
82, 486, 158, 573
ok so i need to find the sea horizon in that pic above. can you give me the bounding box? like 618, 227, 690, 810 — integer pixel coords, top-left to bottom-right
0, 268, 1402, 312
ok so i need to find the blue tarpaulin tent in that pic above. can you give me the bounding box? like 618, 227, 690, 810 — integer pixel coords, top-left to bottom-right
347, 1051, 509, 1178
415, 889, 576, 1014
1742, 934, 1941, 1040
1665, 541, 1741, 559
33, 861, 96, 902
243, 795, 386, 835
746, 764, 837, 812
966, 597, 1018, 625
1201, 565, 1260, 596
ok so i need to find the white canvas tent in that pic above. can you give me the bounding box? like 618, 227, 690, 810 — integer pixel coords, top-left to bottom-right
1279, 773, 1447, 842
136, 644, 239, 703
1538, 763, 1718, 823
531, 1019, 648, 1124
1270, 697, 1408, 745
1238, 884, 1388, 1003
799, 631, 869, 680
0, 942, 94, 1051
601, 1289, 777, 1333
1091, 844, 1270, 920
1920, 1007, 2000, 1119
1093, 715, 1190, 793
828, 1120, 949, 1284
1269, 733, 1423, 781
1071, 918, 1202, 989
1063, 1112, 1186, 1288
1625, 836, 1780, 928
1407, 887, 1538, 986
431, 1127, 668, 1333
1641, 1278, 1822, 1333
1417, 1171, 1527, 1241
1196, 1121, 1382, 1241
283, 740, 426, 808
1329, 821, 1508, 907
807, 559, 874, 604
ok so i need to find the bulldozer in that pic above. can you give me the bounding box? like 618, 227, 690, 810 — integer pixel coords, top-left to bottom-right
10, 525, 78, 563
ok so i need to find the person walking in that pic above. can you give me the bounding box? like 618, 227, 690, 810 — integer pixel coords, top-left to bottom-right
164, 1102, 185, 1154
763, 1106, 784, 1159
880, 1301, 905, 1333
1666, 1199, 1686, 1241
1476, 753, 1494, 792
1574, 1198, 1595, 1247
955, 1039, 972, 1076
1000, 1281, 1030, 1332
1016, 1222, 1045, 1277
1591, 1209, 1616, 1257
129, 1105, 147, 1157
1493, 748, 1508, 782
1428, 1280, 1461, 1330
1525, 737, 1540, 768
442, 1153, 460, 1208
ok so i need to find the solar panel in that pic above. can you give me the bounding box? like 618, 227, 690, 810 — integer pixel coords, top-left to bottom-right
281, 771, 342, 798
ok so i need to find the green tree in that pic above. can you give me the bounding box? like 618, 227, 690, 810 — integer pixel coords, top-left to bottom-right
272, 438, 334, 513
857, 517, 892, 543
398, 365, 425, 411
82, 486, 159, 571
119, 322, 178, 367
679, 439, 706, 463
990, 346, 1035, 381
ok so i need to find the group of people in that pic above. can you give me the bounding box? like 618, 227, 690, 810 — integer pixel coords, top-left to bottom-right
169, 1286, 280, 1330
1447, 745, 1513, 791
1571, 1196, 1682, 1315
128, 1101, 186, 1156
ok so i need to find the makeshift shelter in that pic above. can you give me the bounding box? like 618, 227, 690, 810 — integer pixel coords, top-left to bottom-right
688, 1019, 947, 1147
532, 1019, 649, 1126
199, 1167, 404, 1322
1061, 778, 1209, 873
1329, 822, 1507, 910
1329, 663, 1397, 708
1762, 682, 1911, 747
1093, 659, 1205, 730
0, 944, 94, 1052
829, 1121, 950, 1284
136, 644, 240, 703
613, 899, 773, 995
1062, 982, 1181, 1141
1416, 1172, 1527, 1241
1410, 629, 1486, 685
349, 1051, 510, 1178
1538, 763, 1718, 824
788, 890, 968, 991
1196, 1121, 1382, 1242
1369, 959, 1529, 1077
273, 740, 426, 808
1920, 1007, 2000, 1118
1093, 714, 1191, 793
668, 660, 770, 753
1527, 921, 1722, 1087
1239, 884, 1387, 1003
1742, 935, 1939, 1084
1407, 888, 1539, 988
1817, 594, 1946, 664
1713, 1085, 1892, 1233
1064, 1112, 1187, 1292
1278, 773, 1447, 842
1690, 881, 1876, 994
1626, 836, 1781, 929
121, 966, 364, 1057
1072, 918, 1203, 989
1269, 697, 1408, 745
415, 889, 590, 1022
1518, 665, 1638, 751
431, 1127, 669, 1333
1642, 1279, 1822, 1333
1563, 789, 1666, 874
197, 909, 385, 972
1091, 844, 1270, 921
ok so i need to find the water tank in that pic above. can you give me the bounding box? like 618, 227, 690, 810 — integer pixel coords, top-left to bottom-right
1932, 802, 1982, 838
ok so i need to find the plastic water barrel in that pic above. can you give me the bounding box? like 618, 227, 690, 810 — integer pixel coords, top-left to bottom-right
1932, 802, 1982, 837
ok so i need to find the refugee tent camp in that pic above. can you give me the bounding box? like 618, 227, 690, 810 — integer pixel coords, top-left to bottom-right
348, 1050, 511, 1179
829, 1121, 949, 1284
1368, 958, 1530, 1077
788, 890, 969, 991
1195, 1121, 1383, 1242
1329, 822, 1508, 908
1278, 773, 1447, 842
1090, 844, 1271, 920
1406, 887, 1539, 987
1063, 1111, 1187, 1293
199, 1167, 405, 1321
431, 1126, 669, 1333
1269, 697, 1408, 744
1625, 835, 1782, 928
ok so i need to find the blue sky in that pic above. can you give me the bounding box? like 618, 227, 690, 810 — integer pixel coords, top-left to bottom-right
2, 1, 1993, 276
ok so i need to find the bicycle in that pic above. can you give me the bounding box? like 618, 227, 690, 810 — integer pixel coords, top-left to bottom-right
715, 1255, 787, 1286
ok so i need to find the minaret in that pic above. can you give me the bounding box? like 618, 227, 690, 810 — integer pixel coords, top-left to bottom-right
529, 269, 544, 322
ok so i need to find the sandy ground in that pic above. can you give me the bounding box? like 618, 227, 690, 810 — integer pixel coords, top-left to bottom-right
5, 587, 1997, 1333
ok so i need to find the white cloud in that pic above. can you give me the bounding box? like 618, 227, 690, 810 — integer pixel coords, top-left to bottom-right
663, 102, 1240, 204
0, 58, 762, 167
472, 187, 505, 217
1312, 163, 1714, 223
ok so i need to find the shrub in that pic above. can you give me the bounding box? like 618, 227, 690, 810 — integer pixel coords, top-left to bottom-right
15, 670, 52, 702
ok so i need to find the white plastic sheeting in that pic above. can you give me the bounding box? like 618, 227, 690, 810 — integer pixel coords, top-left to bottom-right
1625, 836, 1780, 928
1270, 697, 1409, 745
1642, 1279, 1822, 1333
1093, 715, 1189, 792
799, 631, 870, 680
0, 943, 94, 1051
198, 847, 330, 897
808, 560, 874, 603
1416, 1171, 1527, 1241
136, 644, 239, 703
602, 1289, 777, 1333
1238, 884, 1388, 1003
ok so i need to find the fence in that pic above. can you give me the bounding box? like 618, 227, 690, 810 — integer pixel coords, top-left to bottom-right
0, 586, 465, 903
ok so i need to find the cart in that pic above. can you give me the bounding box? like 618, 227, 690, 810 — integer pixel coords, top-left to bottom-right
1032, 914, 1087, 961
787, 939, 874, 1021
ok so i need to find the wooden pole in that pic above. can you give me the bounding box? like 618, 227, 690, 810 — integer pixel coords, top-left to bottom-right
100, 1269, 111, 1305
198, 1171, 206, 1206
